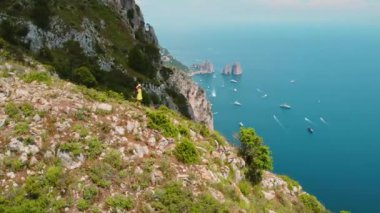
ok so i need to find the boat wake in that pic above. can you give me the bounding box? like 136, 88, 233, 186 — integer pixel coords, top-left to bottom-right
273, 115, 285, 129
304, 117, 315, 125
320, 117, 329, 125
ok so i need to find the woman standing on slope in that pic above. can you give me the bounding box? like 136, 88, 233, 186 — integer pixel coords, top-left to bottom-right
136, 83, 143, 104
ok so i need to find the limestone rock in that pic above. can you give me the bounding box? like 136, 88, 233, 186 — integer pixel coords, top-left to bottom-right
96, 103, 113, 112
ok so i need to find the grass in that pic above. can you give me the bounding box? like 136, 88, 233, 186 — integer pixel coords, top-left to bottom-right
22, 71, 52, 84
174, 138, 200, 164
106, 194, 133, 211
14, 122, 30, 135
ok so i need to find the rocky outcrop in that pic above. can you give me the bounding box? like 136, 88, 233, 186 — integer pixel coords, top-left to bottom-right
222, 62, 243, 75
167, 70, 214, 130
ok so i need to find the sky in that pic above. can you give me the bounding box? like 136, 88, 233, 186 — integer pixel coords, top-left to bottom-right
137, 0, 380, 31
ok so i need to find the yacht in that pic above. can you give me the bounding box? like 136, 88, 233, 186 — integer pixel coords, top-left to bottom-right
280, 104, 292, 109
230, 79, 238, 83
233, 88, 238, 92
307, 127, 314, 134
234, 101, 242, 106
239, 122, 244, 127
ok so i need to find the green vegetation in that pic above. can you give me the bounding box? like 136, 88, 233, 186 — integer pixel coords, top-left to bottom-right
45, 166, 63, 186
238, 180, 252, 196
151, 182, 226, 212
104, 149, 123, 169
300, 194, 326, 213
3, 156, 24, 172
87, 137, 105, 159
174, 138, 200, 164
77, 199, 90, 211
148, 111, 179, 138
88, 162, 115, 188
239, 128, 273, 185
106, 194, 133, 211
5, 102, 37, 120
60, 141, 83, 157
279, 175, 300, 191
83, 186, 99, 201
14, 122, 30, 135
22, 71, 52, 84
72, 124, 89, 137
72, 66, 97, 87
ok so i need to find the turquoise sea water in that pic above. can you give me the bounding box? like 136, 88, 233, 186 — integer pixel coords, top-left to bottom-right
157, 25, 380, 212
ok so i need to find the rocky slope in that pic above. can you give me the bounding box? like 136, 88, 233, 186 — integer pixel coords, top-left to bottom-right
0, 0, 213, 129
0, 55, 328, 212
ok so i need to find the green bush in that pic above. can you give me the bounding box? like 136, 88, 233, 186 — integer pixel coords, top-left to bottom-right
72, 124, 89, 137
106, 194, 133, 210
22, 72, 51, 84
279, 175, 300, 191
148, 111, 179, 138
19, 103, 36, 117
24, 176, 47, 199
86, 137, 104, 159
152, 182, 225, 213
300, 194, 326, 213
14, 122, 30, 135
60, 141, 83, 157
83, 186, 99, 201
5, 102, 19, 119
77, 199, 90, 211
239, 128, 273, 185
4, 156, 24, 172
30, 0, 53, 29
45, 166, 63, 186
104, 149, 122, 169
238, 180, 252, 196
72, 66, 97, 87
88, 162, 115, 188
174, 139, 200, 164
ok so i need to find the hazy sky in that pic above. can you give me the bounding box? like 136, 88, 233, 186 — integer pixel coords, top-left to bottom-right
137, 0, 380, 30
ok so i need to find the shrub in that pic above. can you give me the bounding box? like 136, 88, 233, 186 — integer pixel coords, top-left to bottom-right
151, 182, 193, 212
148, 111, 179, 138
86, 138, 104, 159
22, 72, 51, 84
300, 194, 326, 213
14, 122, 30, 135
4, 156, 24, 172
104, 149, 122, 169
178, 125, 190, 137
30, 0, 53, 29
5, 102, 19, 119
60, 141, 83, 157
77, 199, 90, 211
106, 194, 133, 210
83, 186, 99, 201
239, 128, 273, 185
279, 175, 300, 191
238, 180, 252, 196
72, 66, 97, 87
72, 124, 89, 137
88, 162, 115, 188
19, 103, 36, 117
24, 176, 47, 199
46, 166, 63, 186
174, 139, 200, 164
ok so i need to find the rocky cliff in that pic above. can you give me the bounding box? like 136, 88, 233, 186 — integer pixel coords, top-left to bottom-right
167, 70, 214, 130
0, 56, 328, 212
0, 0, 213, 129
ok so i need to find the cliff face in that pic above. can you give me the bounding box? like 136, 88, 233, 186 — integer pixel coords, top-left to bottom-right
167, 70, 214, 130
0, 0, 213, 129
0, 58, 328, 212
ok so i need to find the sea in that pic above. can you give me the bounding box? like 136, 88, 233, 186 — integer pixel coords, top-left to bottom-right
157, 24, 380, 212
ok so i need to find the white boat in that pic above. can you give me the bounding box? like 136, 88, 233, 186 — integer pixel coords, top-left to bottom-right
234, 101, 242, 106
233, 88, 238, 92
290, 80, 296, 83
239, 122, 244, 127
280, 103, 291, 109
261, 94, 268, 98
230, 79, 238, 83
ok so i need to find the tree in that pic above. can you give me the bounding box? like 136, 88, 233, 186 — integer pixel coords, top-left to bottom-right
72, 66, 97, 87
239, 127, 273, 185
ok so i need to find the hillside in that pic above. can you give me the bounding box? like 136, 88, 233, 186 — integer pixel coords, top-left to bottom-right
0, 51, 329, 212
0, 0, 213, 128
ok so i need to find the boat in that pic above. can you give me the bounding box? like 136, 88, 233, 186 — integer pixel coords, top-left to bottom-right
211, 89, 216, 97
233, 88, 238, 92
234, 101, 242, 106
307, 127, 314, 134
261, 94, 268, 98
239, 122, 244, 127
230, 79, 238, 83
280, 104, 292, 109
290, 80, 296, 83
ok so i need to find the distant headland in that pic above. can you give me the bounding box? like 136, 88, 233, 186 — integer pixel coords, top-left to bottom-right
188, 60, 215, 76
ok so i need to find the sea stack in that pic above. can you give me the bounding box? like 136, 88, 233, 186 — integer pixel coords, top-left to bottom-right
222, 64, 232, 75
232, 63, 243, 75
